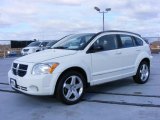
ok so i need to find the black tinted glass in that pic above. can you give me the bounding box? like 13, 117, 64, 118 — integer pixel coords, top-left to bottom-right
92, 34, 118, 51
120, 35, 134, 48
134, 37, 143, 46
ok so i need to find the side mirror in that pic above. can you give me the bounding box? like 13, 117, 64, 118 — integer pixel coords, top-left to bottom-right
87, 45, 103, 53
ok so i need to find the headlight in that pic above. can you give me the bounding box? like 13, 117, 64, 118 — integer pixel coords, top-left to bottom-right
32, 63, 59, 75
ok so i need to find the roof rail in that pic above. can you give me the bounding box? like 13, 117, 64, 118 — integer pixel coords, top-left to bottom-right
98, 30, 141, 37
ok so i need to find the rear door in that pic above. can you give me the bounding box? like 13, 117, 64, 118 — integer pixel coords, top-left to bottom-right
117, 34, 139, 74
133, 36, 144, 54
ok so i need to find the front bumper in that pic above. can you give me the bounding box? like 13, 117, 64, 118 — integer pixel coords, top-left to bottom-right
8, 70, 60, 96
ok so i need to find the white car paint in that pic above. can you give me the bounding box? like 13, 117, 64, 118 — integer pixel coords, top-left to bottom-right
8, 31, 152, 96
21, 46, 40, 55
21, 41, 49, 55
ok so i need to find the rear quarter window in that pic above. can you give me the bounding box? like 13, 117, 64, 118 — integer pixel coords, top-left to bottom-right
134, 37, 143, 46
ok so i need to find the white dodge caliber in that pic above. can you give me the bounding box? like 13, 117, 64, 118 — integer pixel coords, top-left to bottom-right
8, 31, 152, 104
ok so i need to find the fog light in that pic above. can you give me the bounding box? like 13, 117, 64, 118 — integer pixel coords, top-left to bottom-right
29, 85, 39, 92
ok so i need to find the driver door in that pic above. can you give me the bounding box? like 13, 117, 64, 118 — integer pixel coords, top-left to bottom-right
88, 34, 124, 85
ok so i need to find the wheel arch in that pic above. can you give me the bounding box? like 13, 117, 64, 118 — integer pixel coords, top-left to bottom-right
139, 58, 150, 67
135, 51, 151, 73
133, 57, 150, 84
54, 66, 89, 95
135, 57, 150, 74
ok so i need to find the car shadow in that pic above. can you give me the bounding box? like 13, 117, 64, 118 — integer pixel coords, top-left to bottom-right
87, 77, 134, 92
15, 77, 135, 105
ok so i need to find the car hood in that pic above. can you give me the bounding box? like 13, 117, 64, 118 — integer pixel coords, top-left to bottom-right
16, 49, 77, 63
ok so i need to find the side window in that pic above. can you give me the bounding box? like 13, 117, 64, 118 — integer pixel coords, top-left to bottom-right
134, 37, 143, 46
120, 35, 134, 48
90, 34, 118, 52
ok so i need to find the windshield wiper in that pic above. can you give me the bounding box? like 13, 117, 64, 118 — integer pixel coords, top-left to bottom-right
53, 46, 68, 49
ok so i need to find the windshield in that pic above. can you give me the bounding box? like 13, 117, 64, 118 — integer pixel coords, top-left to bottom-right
53, 34, 95, 50
28, 42, 41, 47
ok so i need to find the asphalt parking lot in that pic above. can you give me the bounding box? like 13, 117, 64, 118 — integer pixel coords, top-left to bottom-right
0, 54, 160, 120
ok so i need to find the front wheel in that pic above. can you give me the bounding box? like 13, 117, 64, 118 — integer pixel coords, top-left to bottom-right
56, 71, 86, 105
133, 61, 150, 84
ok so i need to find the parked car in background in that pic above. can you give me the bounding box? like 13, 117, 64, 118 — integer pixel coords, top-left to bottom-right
150, 41, 160, 53
9, 31, 152, 105
45, 40, 59, 49
39, 41, 50, 51
45, 35, 73, 49
21, 41, 41, 55
21, 41, 50, 55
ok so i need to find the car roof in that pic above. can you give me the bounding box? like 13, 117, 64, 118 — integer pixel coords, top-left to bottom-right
98, 30, 141, 37
41, 41, 50, 43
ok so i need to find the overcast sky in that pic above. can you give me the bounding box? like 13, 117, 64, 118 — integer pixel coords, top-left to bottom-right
0, 0, 160, 40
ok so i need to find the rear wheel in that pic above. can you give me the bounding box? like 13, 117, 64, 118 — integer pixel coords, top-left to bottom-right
133, 61, 150, 84
56, 71, 86, 105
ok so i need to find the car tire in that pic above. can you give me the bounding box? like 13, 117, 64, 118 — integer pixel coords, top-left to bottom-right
133, 61, 150, 84
56, 70, 86, 105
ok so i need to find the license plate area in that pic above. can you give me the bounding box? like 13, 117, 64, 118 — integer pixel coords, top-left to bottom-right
10, 78, 27, 91
10, 78, 17, 88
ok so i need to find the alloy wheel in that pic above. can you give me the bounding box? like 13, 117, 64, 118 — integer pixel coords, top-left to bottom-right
63, 75, 83, 101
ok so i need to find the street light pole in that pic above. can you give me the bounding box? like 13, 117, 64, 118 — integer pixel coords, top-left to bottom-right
102, 11, 104, 31
94, 7, 111, 31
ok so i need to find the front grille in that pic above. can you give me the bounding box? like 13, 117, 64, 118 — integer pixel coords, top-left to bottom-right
23, 49, 29, 52
12, 63, 28, 77
13, 63, 18, 68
